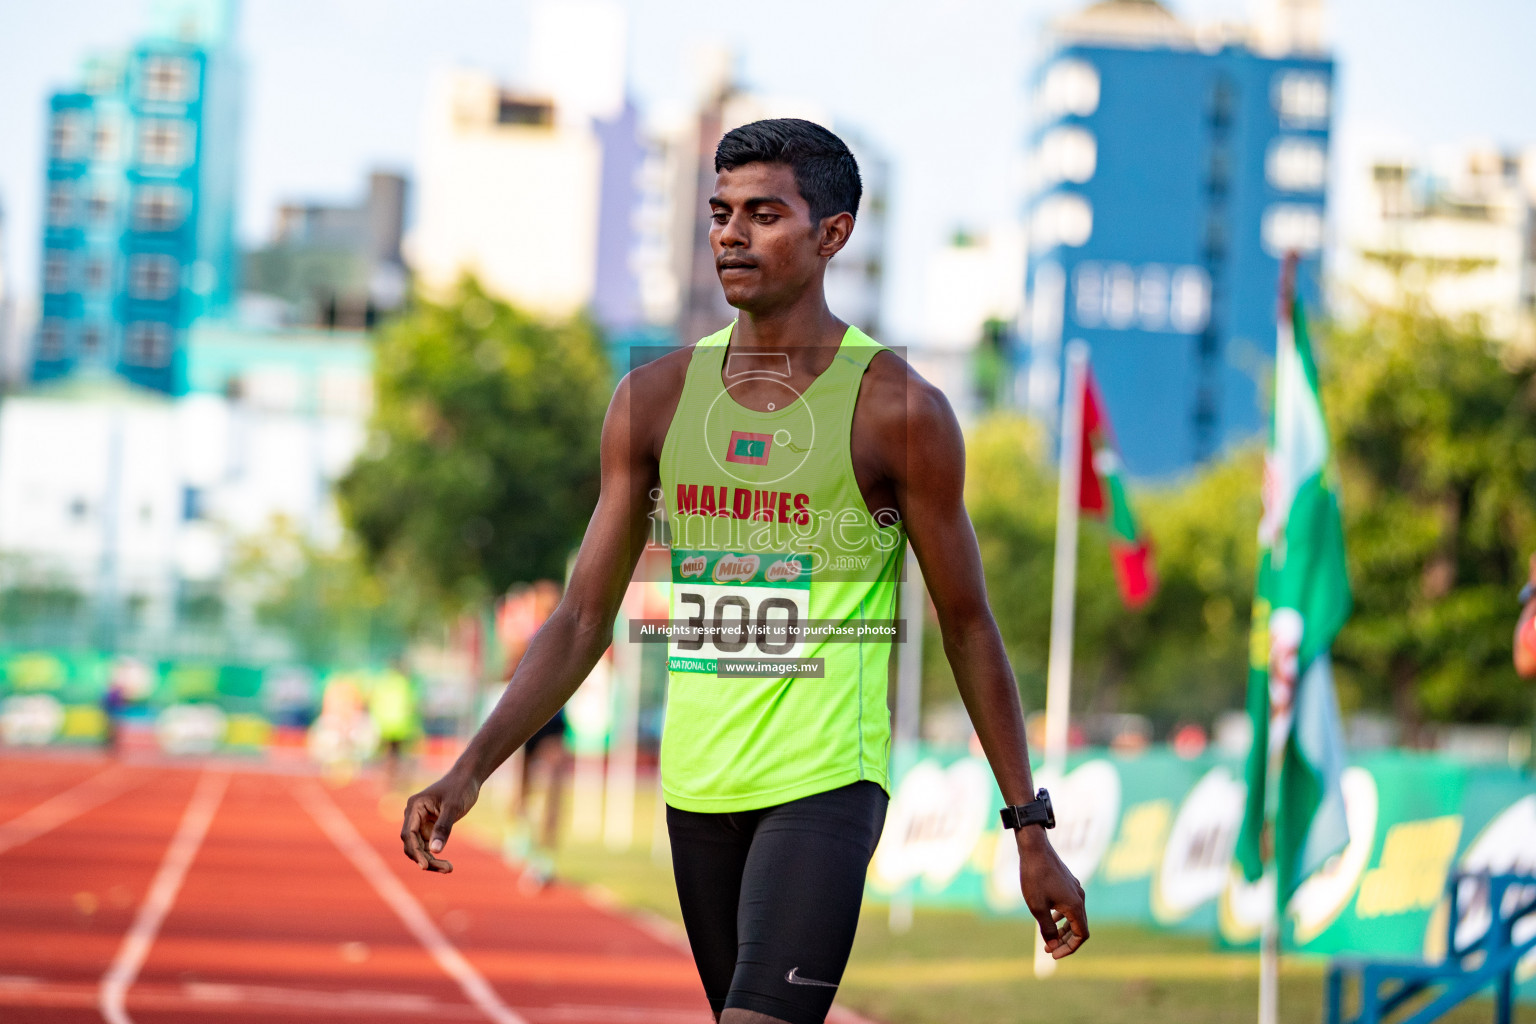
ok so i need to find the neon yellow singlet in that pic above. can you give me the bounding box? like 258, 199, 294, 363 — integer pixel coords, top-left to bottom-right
657, 323, 906, 812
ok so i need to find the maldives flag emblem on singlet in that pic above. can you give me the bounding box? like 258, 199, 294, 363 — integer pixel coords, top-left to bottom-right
726, 430, 773, 466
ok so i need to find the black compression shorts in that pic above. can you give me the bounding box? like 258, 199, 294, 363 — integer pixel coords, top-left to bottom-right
526, 708, 567, 750
666, 780, 888, 1024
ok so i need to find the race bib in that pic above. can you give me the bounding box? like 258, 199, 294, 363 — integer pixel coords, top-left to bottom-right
668, 550, 812, 674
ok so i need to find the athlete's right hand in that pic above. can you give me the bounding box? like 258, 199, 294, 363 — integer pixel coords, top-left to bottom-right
401, 770, 480, 873
1017, 825, 1089, 959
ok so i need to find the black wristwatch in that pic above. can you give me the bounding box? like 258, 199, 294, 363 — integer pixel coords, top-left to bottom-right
1000, 788, 1055, 831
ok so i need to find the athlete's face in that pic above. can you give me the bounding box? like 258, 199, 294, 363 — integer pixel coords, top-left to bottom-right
709, 162, 851, 313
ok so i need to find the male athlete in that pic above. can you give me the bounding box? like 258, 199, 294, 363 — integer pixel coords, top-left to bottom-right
402, 118, 1088, 1024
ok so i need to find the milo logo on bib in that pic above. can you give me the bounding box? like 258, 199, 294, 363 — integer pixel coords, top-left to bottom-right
669, 550, 812, 674
713, 554, 760, 583
765, 558, 803, 583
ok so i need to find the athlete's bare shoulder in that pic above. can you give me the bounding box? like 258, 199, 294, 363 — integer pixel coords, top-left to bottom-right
613, 343, 696, 463
859, 349, 961, 447
851, 347, 964, 510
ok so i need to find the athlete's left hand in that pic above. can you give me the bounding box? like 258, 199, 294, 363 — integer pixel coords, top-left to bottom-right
1016, 826, 1089, 958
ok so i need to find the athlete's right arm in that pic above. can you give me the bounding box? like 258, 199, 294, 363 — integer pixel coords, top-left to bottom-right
401, 371, 664, 872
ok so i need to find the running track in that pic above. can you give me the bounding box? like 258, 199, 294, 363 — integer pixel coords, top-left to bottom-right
0, 752, 876, 1024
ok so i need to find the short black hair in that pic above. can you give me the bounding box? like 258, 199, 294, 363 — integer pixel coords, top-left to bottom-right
714, 118, 862, 223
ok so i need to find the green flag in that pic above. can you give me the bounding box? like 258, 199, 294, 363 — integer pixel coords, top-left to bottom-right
1236, 295, 1353, 914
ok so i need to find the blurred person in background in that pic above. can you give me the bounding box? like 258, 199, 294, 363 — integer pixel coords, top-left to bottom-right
370, 656, 420, 792
402, 118, 1087, 1024
101, 673, 129, 756
1515, 554, 1536, 679
101, 656, 151, 756
310, 668, 376, 783
508, 705, 569, 888
1516, 555, 1535, 770
498, 582, 569, 886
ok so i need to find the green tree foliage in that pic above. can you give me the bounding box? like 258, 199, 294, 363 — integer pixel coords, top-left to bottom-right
949, 414, 1056, 710
1094, 451, 1260, 723
338, 279, 610, 618
231, 522, 411, 666
1325, 305, 1536, 728
955, 415, 1260, 726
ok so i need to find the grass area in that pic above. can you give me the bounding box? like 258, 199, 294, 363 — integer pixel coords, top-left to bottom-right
428, 769, 1527, 1024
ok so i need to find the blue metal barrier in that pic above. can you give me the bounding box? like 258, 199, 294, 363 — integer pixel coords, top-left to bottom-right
1326, 873, 1536, 1024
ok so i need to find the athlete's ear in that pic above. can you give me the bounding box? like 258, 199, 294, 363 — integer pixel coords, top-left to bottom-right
817, 211, 854, 260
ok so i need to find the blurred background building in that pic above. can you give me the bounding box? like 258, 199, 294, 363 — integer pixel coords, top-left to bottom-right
1020, 0, 1333, 477
410, 69, 608, 321
409, 0, 649, 338
33, 0, 242, 395
241, 169, 409, 330
7, 0, 380, 661
0, 197, 13, 386
1340, 145, 1536, 352
0, 323, 370, 657
917, 225, 1026, 423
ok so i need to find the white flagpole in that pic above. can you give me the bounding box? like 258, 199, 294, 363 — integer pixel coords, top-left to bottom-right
1259, 914, 1279, 1024
603, 583, 643, 850
895, 543, 925, 757
1043, 340, 1088, 777
1036, 340, 1087, 981
1259, 253, 1299, 1024
1258, 729, 1285, 1024
889, 544, 926, 935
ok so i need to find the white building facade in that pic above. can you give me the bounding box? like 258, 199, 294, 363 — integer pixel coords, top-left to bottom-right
1341, 146, 1536, 351
0, 325, 371, 655
410, 71, 606, 319
408, 2, 640, 324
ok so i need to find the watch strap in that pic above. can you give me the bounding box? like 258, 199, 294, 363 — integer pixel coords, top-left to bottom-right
999, 788, 1054, 830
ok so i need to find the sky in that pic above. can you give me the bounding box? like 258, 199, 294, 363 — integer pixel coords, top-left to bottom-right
1, 0, 1534, 344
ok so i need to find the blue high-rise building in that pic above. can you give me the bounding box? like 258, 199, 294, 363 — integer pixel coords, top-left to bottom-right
35, 0, 241, 395
1020, 0, 1332, 477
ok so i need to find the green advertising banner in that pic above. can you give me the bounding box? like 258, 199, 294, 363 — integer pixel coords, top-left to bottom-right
0, 649, 325, 753
867, 747, 1535, 998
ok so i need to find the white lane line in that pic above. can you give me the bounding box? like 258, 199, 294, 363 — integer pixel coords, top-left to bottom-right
295, 782, 531, 1024
184, 981, 474, 1016
0, 766, 137, 856
99, 770, 229, 1024
529, 1008, 711, 1023
827, 1006, 885, 1024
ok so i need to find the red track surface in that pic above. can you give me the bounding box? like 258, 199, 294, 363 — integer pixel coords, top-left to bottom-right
0, 752, 719, 1024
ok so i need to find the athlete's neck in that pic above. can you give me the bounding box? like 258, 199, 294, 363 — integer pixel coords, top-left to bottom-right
730, 286, 847, 355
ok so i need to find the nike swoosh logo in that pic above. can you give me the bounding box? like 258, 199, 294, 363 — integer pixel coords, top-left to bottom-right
785, 967, 838, 988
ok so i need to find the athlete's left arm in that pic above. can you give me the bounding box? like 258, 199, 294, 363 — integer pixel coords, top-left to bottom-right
869, 357, 1088, 958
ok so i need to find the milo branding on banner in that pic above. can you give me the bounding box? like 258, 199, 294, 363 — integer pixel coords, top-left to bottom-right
668, 549, 813, 674
866, 746, 1535, 1002
1424, 795, 1536, 983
